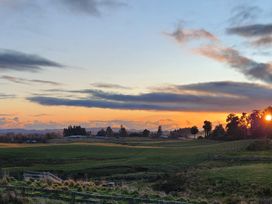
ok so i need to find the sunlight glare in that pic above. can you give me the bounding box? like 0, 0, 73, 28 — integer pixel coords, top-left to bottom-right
265, 114, 272, 121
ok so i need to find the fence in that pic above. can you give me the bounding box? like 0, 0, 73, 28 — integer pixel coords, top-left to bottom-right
0, 185, 188, 204
23, 171, 63, 183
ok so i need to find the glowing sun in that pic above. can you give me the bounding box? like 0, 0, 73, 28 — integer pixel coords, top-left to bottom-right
265, 114, 272, 121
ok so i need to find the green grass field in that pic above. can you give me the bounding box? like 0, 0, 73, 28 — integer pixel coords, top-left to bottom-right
0, 139, 252, 176
1, 139, 272, 203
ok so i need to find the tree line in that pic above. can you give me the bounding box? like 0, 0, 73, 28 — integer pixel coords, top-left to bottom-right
63, 125, 151, 138
190, 106, 272, 140
62, 106, 272, 140
0, 132, 60, 143
63, 124, 197, 139
63, 125, 88, 137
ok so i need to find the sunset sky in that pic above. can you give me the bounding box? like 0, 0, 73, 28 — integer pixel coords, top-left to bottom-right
1, 0, 272, 130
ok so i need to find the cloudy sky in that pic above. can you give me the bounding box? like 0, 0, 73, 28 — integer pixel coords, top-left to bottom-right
1, 0, 272, 130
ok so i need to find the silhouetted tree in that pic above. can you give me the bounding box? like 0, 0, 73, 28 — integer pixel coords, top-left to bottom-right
97, 129, 106, 137
119, 125, 128, 137
248, 110, 264, 138
63, 125, 87, 136
211, 124, 225, 139
142, 129, 150, 137
226, 114, 241, 140
170, 128, 191, 138
190, 126, 199, 139
157, 126, 163, 137
239, 112, 249, 139
201, 106, 272, 141
106, 126, 114, 137
203, 121, 212, 138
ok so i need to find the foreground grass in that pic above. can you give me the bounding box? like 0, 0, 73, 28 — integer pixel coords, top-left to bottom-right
202, 163, 272, 185
2, 139, 272, 203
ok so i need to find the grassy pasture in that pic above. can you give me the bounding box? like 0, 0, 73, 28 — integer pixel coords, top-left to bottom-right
1, 139, 272, 202
0, 139, 252, 177
202, 163, 272, 184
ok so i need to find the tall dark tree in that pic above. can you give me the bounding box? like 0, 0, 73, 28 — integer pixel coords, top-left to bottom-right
239, 112, 249, 139
106, 126, 114, 137
248, 110, 264, 138
119, 125, 128, 137
157, 126, 163, 137
190, 126, 199, 139
203, 121, 212, 138
226, 114, 241, 140
142, 129, 150, 137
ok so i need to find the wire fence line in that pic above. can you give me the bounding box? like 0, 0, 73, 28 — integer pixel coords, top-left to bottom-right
0, 185, 188, 204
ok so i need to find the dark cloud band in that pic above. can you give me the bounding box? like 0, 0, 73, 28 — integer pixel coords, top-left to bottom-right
1, 75, 62, 85
0, 50, 63, 72
227, 24, 272, 37
27, 81, 272, 112
90, 83, 130, 89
